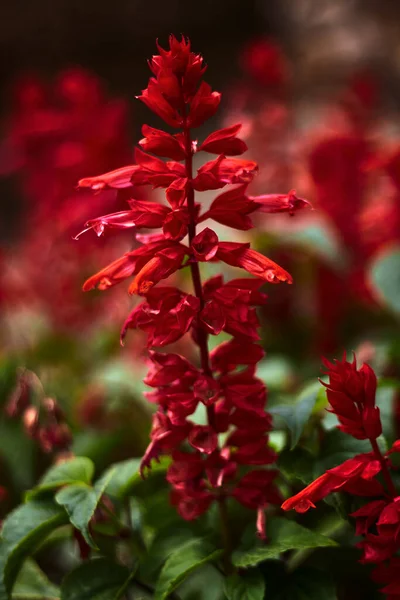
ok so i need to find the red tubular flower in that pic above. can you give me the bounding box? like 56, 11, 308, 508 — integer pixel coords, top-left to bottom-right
217, 242, 293, 284
77, 35, 304, 546
138, 125, 186, 160
78, 165, 138, 190
282, 453, 383, 513
198, 124, 248, 155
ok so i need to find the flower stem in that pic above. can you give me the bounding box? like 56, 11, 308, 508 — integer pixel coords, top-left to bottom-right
369, 438, 397, 497
182, 103, 232, 568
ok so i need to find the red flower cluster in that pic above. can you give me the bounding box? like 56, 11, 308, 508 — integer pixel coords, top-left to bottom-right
282, 354, 400, 598
7, 369, 72, 454
78, 36, 310, 538
0, 69, 131, 331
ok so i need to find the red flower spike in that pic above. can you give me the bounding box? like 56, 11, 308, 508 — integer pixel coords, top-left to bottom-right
77, 35, 307, 537
198, 124, 248, 156
322, 354, 381, 440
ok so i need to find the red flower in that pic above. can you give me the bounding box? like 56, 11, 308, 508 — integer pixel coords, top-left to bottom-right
188, 82, 221, 128
128, 244, 187, 295
77, 35, 304, 537
139, 125, 186, 160
137, 79, 182, 128
121, 287, 199, 346
249, 189, 311, 215
191, 227, 219, 261
131, 147, 186, 187
217, 242, 293, 284
200, 185, 257, 230
282, 453, 383, 513
78, 165, 137, 190
198, 124, 248, 155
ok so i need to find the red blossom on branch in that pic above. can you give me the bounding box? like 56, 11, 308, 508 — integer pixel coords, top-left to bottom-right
282, 353, 400, 597
77, 35, 306, 551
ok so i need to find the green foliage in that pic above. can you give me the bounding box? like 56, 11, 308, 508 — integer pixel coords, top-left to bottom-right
232, 518, 337, 568
369, 246, 400, 315
60, 558, 132, 600
269, 381, 322, 449
11, 560, 60, 600
0, 500, 68, 599
224, 569, 265, 600
154, 538, 223, 600
27, 458, 94, 499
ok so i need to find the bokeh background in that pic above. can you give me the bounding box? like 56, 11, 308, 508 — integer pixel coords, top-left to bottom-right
1, 0, 400, 537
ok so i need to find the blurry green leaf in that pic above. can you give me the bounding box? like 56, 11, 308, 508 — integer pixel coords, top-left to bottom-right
55, 467, 114, 549
0, 500, 68, 599
376, 385, 396, 444
139, 527, 195, 582
102, 457, 170, 500
224, 569, 265, 600
256, 356, 294, 391
369, 246, 400, 314
278, 447, 315, 484
154, 538, 223, 600
232, 518, 337, 568
177, 565, 225, 600
60, 558, 132, 600
279, 223, 345, 266
12, 559, 60, 599
270, 382, 321, 449
0, 420, 36, 492
27, 458, 94, 499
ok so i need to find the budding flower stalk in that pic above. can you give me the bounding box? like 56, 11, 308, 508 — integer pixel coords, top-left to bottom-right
77, 35, 310, 559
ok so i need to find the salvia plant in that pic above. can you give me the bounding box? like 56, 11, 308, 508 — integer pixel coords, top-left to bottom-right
2, 35, 400, 600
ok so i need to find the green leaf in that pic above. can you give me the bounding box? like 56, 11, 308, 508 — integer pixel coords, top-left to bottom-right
278, 447, 315, 484
55, 466, 114, 549
0, 500, 68, 599
154, 538, 223, 600
60, 558, 132, 600
177, 565, 225, 600
224, 569, 265, 600
232, 518, 337, 568
139, 527, 194, 582
27, 458, 94, 499
278, 223, 345, 267
369, 246, 400, 314
270, 381, 321, 449
100, 459, 141, 499
12, 559, 60, 600
101, 456, 169, 500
